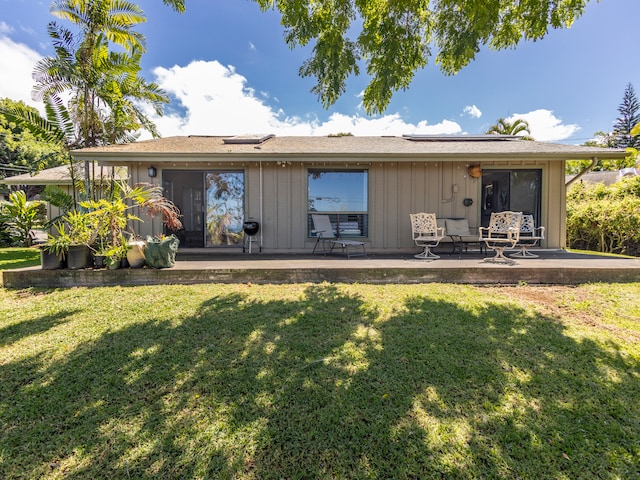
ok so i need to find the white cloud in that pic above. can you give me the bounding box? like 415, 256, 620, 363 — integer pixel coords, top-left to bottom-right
0, 30, 489, 140
0, 34, 42, 109
506, 109, 580, 142
0, 21, 14, 34
146, 60, 462, 138
463, 105, 482, 118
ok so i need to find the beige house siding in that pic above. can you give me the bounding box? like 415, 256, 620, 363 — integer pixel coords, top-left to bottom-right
124, 157, 561, 253
66, 135, 626, 254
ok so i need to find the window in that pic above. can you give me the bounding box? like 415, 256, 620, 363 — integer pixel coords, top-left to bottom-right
308, 169, 368, 238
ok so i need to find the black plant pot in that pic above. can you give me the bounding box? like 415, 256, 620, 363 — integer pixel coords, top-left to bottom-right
41, 249, 65, 270
67, 245, 93, 270
94, 255, 106, 269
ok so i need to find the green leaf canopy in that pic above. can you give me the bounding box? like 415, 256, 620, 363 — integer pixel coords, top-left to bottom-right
254, 0, 590, 114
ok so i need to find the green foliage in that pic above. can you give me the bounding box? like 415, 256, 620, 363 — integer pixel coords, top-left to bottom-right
0, 98, 67, 172
40, 185, 75, 223
42, 222, 71, 259
0, 191, 45, 246
566, 154, 637, 175
255, 0, 590, 113
613, 83, 640, 148
34, 11, 169, 148
567, 176, 640, 255
0, 209, 15, 247
486, 117, 533, 139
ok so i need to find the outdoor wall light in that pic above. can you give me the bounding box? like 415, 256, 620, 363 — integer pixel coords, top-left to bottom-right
148, 166, 157, 178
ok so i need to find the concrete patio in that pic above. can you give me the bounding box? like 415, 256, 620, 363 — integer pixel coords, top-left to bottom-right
2, 249, 640, 288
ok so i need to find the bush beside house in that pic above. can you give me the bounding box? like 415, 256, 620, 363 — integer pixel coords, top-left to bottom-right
567, 176, 640, 256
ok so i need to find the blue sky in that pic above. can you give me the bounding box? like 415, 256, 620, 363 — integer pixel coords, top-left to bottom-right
1, 0, 639, 143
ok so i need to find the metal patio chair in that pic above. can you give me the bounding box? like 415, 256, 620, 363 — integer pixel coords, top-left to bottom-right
510, 214, 545, 258
410, 212, 445, 260
311, 214, 366, 258
479, 211, 523, 264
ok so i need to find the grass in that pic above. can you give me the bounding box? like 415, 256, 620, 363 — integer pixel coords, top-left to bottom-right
566, 248, 636, 258
0, 276, 638, 479
0, 247, 40, 270
0, 247, 638, 477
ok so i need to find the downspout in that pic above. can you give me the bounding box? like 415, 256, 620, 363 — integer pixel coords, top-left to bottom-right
259, 160, 264, 249
565, 156, 598, 187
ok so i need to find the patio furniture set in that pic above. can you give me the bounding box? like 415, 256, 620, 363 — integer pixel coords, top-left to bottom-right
410, 211, 545, 264
311, 211, 544, 263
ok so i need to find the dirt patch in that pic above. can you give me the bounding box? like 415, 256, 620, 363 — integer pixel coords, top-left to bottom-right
489, 285, 640, 343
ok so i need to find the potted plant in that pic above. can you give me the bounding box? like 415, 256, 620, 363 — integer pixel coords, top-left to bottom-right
126, 237, 146, 268
63, 210, 95, 270
81, 181, 182, 269
103, 238, 128, 270
92, 238, 109, 268
40, 223, 70, 270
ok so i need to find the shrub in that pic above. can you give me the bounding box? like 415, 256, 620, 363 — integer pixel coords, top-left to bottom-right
567, 176, 640, 255
0, 191, 45, 246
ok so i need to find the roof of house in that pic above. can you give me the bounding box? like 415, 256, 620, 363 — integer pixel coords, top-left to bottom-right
1, 163, 128, 186
566, 167, 639, 186
70, 135, 628, 163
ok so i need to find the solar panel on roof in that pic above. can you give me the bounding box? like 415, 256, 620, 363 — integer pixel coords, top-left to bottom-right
403, 134, 520, 142
222, 134, 275, 145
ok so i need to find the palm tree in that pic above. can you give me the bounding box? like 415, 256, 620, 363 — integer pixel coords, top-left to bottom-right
30, 1, 174, 198
33, 0, 184, 148
486, 118, 534, 140
33, 25, 168, 147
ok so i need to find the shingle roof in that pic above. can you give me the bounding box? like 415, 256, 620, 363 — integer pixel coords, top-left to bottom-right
70, 135, 627, 161
1, 163, 128, 185
566, 168, 639, 186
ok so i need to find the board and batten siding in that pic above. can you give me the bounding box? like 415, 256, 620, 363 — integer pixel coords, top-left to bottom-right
128, 157, 561, 253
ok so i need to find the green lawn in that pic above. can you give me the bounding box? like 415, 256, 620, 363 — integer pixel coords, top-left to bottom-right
0, 247, 40, 270
0, 249, 639, 479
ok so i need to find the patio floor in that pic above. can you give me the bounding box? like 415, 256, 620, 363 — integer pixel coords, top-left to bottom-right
2, 249, 640, 288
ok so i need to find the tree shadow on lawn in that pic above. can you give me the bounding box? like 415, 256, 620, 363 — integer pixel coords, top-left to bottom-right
0, 285, 638, 479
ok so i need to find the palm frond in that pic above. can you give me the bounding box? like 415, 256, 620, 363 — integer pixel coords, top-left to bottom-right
0, 102, 66, 146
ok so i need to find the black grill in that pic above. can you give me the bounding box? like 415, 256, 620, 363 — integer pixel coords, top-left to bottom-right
243, 221, 259, 236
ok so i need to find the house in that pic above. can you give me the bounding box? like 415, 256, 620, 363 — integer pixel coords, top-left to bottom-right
566, 167, 639, 186
68, 134, 627, 254
1, 163, 128, 221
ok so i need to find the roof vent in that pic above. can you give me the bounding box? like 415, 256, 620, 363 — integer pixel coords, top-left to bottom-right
223, 134, 275, 145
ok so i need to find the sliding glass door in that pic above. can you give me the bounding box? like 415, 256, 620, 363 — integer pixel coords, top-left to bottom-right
481, 170, 542, 227
162, 170, 245, 248
205, 171, 245, 246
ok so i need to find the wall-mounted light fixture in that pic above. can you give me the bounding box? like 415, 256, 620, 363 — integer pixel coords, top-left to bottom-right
276, 161, 291, 168
148, 166, 157, 178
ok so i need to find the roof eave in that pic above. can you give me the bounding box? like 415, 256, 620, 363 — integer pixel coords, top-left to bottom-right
73, 151, 624, 165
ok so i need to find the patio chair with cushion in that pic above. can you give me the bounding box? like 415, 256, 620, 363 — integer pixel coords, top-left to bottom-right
410, 212, 445, 260
444, 218, 484, 254
511, 214, 545, 258
311, 214, 366, 259
479, 211, 523, 264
